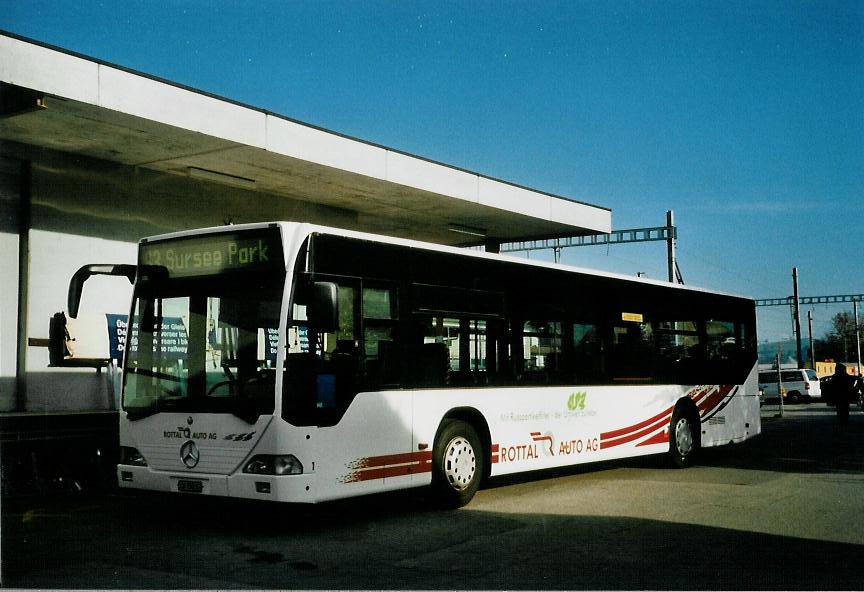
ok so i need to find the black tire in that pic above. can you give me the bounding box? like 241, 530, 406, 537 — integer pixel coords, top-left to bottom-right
787, 391, 801, 404
431, 420, 484, 508
669, 407, 699, 468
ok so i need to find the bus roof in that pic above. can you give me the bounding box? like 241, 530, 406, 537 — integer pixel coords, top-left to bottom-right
141, 220, 753, 302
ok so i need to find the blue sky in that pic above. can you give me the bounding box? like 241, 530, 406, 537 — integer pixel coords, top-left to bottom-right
2, 1, 862, 345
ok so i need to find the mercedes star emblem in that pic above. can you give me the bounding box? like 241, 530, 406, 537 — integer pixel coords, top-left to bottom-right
180, 440, 200, 469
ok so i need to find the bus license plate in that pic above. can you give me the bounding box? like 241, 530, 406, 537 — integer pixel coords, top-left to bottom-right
177, 479, 204, 493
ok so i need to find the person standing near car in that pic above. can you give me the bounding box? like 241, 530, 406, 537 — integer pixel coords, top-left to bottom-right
832, 364, 855, 424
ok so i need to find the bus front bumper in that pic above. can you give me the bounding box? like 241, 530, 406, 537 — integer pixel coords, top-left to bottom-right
117, 465, 317, 502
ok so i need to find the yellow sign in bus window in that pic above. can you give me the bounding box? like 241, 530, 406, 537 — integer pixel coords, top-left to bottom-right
621, 312, 644, 323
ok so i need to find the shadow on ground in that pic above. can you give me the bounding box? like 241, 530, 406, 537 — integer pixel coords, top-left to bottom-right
3, 406, 862, 590
4, 477, 863, 590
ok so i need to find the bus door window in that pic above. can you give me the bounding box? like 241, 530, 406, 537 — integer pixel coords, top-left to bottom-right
284, 299, 317, 420
362, 286, 398, 386
284, 281, 359, 420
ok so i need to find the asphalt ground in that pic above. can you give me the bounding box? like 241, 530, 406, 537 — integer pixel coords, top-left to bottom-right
2, 402, 863, 589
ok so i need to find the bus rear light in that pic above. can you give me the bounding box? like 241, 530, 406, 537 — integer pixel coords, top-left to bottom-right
120, 446, 148, 467
243, 455, 303, 476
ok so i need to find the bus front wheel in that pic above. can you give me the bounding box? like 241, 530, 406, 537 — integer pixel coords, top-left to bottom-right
669, 407, 699, 468
432, 420, 484, 508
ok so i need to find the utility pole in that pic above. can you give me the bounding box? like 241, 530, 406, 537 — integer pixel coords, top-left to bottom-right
776, 350, 785, 418
854, 299, 862, 377
666, 210, 677, 284
807, 310, 815, 370
792, 268, 803, 369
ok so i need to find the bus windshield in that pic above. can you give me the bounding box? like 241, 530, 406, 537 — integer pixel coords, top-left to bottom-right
123, 275, 284, 421
122, 228, 285, 422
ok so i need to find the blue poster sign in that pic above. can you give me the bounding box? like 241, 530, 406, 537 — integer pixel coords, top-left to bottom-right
106, 314, 128, 362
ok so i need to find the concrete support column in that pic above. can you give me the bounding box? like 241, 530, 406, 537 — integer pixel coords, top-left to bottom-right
14, 160, 31, 412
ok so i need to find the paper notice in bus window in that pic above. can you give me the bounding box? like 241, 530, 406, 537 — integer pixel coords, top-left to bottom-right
621, 312, 644, 323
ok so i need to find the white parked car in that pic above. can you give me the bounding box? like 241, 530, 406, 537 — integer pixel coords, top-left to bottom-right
758, 369, 821, 404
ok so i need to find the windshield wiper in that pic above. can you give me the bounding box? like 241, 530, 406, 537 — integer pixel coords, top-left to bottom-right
125, 404, 158, 421
126, 367, 182, 382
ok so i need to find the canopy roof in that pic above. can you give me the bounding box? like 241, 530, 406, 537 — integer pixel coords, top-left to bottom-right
0, 31, 611, 245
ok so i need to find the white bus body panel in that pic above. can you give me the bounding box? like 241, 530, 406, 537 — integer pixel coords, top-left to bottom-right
323, 379, 759, 500
119, 376, 759, 503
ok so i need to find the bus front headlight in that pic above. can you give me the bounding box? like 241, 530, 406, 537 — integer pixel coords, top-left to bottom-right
243, 455, 303, 475
119, 446, 148, 467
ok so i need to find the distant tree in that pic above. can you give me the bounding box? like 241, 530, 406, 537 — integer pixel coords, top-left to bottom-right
817, 311, 862, 362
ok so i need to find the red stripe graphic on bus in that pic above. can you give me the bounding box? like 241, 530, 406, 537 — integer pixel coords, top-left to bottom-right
697, 385, 734, 415
601, 384, 738, 450
601, 405, 674, 441
341, 450, 433, 483
636, 430, 670, 447
491, 443, 500, 464
600, 412, 672, 450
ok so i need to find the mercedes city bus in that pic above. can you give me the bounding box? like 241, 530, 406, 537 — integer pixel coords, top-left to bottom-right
69, 222, 760, 507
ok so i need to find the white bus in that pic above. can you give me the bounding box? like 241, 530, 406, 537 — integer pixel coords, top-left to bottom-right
69, 222, 760, 507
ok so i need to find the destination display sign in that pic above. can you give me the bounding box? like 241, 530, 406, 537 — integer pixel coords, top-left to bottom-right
139, 228, 283, 279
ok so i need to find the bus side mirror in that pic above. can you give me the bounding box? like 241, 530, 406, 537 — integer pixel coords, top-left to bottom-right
308, 281, 338, 334
68, 264, 137, 318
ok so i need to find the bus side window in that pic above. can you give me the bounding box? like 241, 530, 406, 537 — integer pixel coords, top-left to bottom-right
655, 320, 703, 383
399, 338, 450, 388
610, 322, 654, 382
520, 320, 563, 384
572, 323, 604, 384
705, 320, 739, 362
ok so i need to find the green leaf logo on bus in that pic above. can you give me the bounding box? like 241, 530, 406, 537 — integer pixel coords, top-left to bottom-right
568, 391, 587, 412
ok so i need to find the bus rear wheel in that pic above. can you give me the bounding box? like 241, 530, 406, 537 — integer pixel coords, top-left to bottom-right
432, 420, 484, 508
669, 408, 699, 468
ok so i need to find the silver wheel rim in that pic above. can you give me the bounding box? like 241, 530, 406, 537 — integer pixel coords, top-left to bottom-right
443, 436, 476, 491
674, 417, 693, 457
